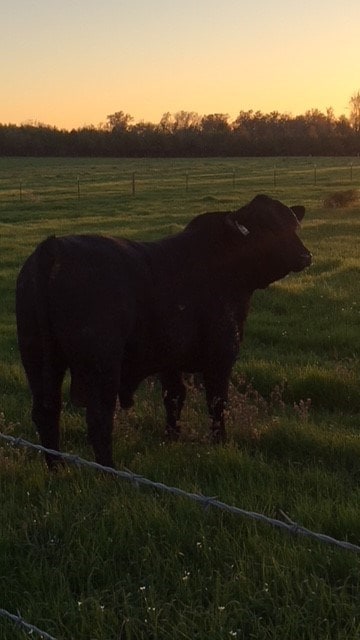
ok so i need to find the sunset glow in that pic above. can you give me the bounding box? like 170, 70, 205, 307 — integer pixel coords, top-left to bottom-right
2, 0, 359, 130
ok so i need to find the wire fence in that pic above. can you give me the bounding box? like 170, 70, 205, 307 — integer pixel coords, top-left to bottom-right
1, 432, 360, 554
2, 431, 360, 639
0, 608, 57, 640
1, 160, 359, 204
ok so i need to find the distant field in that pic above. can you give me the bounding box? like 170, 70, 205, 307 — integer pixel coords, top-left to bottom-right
1, 157, 360, 639
0, 156, 358, 215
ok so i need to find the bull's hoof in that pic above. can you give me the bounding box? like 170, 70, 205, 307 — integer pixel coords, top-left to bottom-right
210, 428, 226, 445
119, 395, 135, 410
95, 456, 116, 469
46, 455, 66, 471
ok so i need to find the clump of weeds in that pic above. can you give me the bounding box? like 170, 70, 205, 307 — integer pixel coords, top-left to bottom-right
226, 376, 312, 442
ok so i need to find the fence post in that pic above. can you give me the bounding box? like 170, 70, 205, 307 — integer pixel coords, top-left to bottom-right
77, 176, 80, 200
132, 172, 136, 196
314, 164, 317, 185
19, 181, 22, 202
273, 166, 277, 188
350, 162, 353, 183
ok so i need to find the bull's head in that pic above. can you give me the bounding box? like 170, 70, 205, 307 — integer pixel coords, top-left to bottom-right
228, 194, 312, 288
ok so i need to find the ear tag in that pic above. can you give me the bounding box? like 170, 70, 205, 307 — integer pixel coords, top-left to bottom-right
234, 221, 250, 236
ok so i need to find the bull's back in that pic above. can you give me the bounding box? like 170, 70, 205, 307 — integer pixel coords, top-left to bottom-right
17, 235, 151, 368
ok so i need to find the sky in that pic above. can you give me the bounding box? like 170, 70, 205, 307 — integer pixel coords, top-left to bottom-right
1, 0, 359, 130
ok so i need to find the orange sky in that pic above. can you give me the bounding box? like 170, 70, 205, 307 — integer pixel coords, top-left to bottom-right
1, 0, 359, 129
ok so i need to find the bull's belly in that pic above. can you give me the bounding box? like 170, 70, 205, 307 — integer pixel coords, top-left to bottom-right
124, 343, 203, 379
121, 330, 203, 381
118, 346, 203, 410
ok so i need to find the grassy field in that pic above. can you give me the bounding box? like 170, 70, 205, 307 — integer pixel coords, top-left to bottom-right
0, 156, 360, 639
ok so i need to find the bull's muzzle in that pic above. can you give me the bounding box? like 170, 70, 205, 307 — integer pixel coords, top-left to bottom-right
291, 252, 312, 273
302, 252, 312, 267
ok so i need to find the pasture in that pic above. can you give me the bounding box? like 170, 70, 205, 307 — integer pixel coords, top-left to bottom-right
0, 156, 360, 639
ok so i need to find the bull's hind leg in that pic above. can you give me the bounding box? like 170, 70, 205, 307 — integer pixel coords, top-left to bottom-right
160, 371, 186, 441
86, 371, 118, 467
17, 298, 66, 468
25, 354, 66, 469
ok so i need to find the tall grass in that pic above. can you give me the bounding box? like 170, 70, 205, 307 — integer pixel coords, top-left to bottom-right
0, 157, 360, 639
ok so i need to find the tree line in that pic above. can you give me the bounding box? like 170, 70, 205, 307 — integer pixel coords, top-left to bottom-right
1, 106, 360, 157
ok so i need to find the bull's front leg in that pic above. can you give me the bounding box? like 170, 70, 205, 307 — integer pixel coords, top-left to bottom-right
203, 370, 232, 444
85, 370, 118, 467
160, 370, 186, 441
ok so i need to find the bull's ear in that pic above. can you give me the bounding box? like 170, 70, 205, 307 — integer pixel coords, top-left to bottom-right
226, 214, 250, 236
290, 205, 305, 222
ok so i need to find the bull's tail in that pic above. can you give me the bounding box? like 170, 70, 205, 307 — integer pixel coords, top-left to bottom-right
33, 236, 62, 390
34, 237, 87, 407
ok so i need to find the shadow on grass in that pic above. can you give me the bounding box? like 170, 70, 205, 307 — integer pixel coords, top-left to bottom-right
243, 420, 360, 478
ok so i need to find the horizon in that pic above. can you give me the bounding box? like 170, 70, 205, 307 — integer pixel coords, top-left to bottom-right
0, 105, 354, 132
2, 0, 359, 130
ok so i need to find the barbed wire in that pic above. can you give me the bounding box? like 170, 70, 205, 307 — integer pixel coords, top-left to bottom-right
1, 432, 360, 554
0, 608, 57, 640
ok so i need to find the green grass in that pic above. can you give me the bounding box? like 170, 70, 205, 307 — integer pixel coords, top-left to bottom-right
1, 156, 360, 639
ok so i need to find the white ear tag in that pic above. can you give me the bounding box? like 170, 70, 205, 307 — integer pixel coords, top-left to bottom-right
234, 221, 250, 236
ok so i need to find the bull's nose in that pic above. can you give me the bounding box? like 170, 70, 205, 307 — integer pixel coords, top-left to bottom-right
293, 252, 312, 272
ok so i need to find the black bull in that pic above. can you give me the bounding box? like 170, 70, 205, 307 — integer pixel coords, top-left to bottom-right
16, 194, 312, 468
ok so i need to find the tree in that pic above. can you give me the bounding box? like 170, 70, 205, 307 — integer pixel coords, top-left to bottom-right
200, 113, 230, 134
159, 112, 175, 133
172, 111, 201, 130
0, 106, 357, 156
106, 111, 133, 132
349, 91, 360, 131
